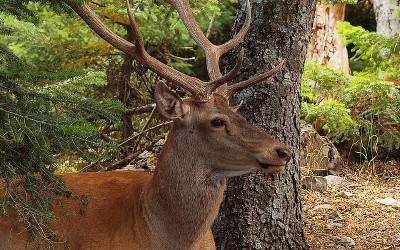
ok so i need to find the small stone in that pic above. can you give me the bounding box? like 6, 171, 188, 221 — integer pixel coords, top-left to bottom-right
302, 176, 328, 192
327, 222, 344, 229
338, 191, 354, 198
327, 169, 337, 176
395, 233, 400, 244
138, 150, 153, 159
324, 210, 343, 220
324, 175, 353, 188
375, 197, 400, 209
260, 213, 267, 223
310, 204, 333, 212
337, 236, 355, 247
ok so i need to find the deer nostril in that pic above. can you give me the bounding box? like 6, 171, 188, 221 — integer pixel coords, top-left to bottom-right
276, 148, 290, 162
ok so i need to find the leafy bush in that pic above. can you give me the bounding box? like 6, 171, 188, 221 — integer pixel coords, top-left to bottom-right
341, 76, 400, 151
301, 60, 400, 161
301, 100, 358, 143
302, 60, 349, 99
338, 21, 400, 81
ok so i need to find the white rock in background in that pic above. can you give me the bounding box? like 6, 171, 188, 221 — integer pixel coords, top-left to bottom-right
300, 121, 342, 170
324, 175, 353, 188
327, 222, 344, 229
375, 197, 400, 209
302, 176, 328, 192
310, 204, 333, 212
338, 191, 354, 198
337, 236, 355, 247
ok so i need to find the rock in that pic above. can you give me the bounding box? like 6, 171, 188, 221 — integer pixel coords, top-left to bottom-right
395, 233, 400, 244
310, 204, 333, 212
324, 210, 343, 220
137, 150, 153, 159
324, 175, 353, 188
337, 236, 355, 247
338, 191, 354, 198
302, 176, 328, 192
375, 197, 400, 209
300, 121, 342, 170
152, 138, 166, 154
327, 222, 344, 229
124, 150, 157, 171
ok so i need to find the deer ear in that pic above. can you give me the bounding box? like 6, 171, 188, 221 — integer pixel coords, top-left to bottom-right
155, 82, 188, 120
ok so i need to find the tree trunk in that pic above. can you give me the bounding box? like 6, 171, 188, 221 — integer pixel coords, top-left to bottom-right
371, 0, 400, 36
213, 0, 315, 249
307, 3, 350, 73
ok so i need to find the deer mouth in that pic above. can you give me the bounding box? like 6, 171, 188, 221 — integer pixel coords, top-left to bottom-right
257, 162, 286, 174
258, 162, 284, 169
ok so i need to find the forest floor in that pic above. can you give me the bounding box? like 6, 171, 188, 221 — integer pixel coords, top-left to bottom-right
302, 161, 400, 250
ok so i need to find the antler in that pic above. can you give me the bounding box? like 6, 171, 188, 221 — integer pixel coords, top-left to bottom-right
166, 0, 251, 81
66, 0, 284, 101
68, 1, 207, 98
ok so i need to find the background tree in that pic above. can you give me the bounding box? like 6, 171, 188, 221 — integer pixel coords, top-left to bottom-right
307, 1, 355, 73
213, 0, 316, 249
370, 0, 400, 36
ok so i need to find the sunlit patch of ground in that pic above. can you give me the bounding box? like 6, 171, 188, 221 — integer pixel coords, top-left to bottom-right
302, 161, 400, 250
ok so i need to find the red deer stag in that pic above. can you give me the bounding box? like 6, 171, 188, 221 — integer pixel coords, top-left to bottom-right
0, 0, 290, 249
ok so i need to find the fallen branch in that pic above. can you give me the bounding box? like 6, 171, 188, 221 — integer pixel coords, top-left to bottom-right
119, 121, 172, 147
125, 103, 156, 115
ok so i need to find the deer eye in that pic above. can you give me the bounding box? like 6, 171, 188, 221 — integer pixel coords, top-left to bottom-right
210, 119, 225, 128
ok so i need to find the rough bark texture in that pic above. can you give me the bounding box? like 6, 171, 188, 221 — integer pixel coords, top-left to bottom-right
307, 4, 350, 73
371, 0, 400, 36
213, 1, 316, 249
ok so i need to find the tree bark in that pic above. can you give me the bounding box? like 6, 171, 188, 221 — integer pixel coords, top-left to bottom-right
371, 0, 400, 36
307, 3, 350, 73
213, 1, 316, 249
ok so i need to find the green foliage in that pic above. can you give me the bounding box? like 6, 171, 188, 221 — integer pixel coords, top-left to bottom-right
338, 21, 400, 81
0, 0, 123, 246
303, 22, 400, 161
1, 5, 105, 71
0, 77, 123, 246
301, 60, 400, 161
303, 60, 349, 99
302, 100, 358, 143
342, 76, 400, 151
0, 0, 83, 22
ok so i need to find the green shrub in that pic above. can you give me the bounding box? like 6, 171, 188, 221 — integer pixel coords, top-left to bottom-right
301, 100, 358, 143
303, 60, 349, 99
301, 59, 400, 161
341, 76, 400, 151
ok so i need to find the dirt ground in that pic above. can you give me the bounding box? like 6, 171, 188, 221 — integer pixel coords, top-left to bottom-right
302, 161, 400, 250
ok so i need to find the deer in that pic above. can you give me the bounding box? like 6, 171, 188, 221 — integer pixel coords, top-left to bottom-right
0, 0, 291, 249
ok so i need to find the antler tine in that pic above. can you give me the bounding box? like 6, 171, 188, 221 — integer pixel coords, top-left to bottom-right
124, 0, 206, 97
224, 60, 286, 97
67, 1, 207, 98
205, 48, 244, 95
217, 0, 251, 55
125, 0, 145, 55
167, 0, 251, 81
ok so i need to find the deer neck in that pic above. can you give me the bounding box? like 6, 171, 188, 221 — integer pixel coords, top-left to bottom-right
141, 128, 226, 249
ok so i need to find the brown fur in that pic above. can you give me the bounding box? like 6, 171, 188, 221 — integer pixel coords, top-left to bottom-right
0, 90, 289, 250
